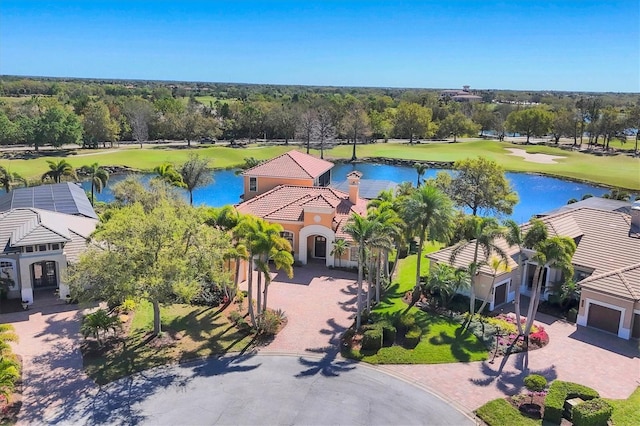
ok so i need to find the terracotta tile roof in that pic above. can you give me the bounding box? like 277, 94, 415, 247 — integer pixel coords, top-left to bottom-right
579, 263, 640, 301
236, 185, 367, 241
242, 150, 334, 179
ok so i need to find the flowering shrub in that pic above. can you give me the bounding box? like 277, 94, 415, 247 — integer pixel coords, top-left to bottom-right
530, 327, 549, 346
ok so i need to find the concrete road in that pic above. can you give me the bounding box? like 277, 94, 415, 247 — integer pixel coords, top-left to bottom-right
59, 354, 473, 426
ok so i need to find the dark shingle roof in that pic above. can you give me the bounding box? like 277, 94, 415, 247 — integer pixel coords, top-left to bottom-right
0, 183, 97, 219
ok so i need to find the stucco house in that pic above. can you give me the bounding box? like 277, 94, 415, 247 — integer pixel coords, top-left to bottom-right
236, 151, 368, 268
0, 183, 99, 305
428, 200, 640, 340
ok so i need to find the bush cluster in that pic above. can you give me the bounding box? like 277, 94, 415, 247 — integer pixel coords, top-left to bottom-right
523, 374, 547, 393
395, 312, 416, 331
362, 328, 383, 350
404, 325, 422, 348
543, 380, 599, 424
572, 398, 613, 426
256, 309, 285, 335
379, 321, 396, 346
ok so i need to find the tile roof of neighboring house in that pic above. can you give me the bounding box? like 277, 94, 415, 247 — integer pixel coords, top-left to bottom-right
428, 207, 640, 280
0, 208, 98, 261
242, 150, 334, 180
427, 237, 519, 275
579, 263, 640, 301
540, 197, 632, 216
235, 185, 367, 242
0, 183, 98, 219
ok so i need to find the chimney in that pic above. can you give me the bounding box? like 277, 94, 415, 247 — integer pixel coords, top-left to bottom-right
347, 171, 362, 204
630, 201, 640, 238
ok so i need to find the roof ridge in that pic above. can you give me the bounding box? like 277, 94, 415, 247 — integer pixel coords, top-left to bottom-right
265, 194, 314, 219
616, 271, 640, 301
580, 261, 640, 284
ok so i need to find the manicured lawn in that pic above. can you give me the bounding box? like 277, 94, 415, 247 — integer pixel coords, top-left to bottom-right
0, 145, 294, 181
83, 301, 255, 385
345, 244, 488, 364
475, 399, 540, 426
326, 140, 640, 190
607, 386, 640, 426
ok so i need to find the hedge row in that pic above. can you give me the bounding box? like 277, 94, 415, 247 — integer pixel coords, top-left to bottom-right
543, 380, 600, 423
573, 398, 613, 426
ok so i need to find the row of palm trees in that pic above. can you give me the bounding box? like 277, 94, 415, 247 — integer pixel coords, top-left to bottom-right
206, 206, 294, 330
342, 181, 577, 346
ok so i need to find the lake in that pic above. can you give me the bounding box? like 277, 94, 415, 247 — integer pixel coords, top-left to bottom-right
83, 163, 609, 223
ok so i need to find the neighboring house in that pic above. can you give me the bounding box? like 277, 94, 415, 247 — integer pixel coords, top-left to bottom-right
241, 150, 334, 201
236, 151, 368, 268
0, 183, 99, 304
428, 200, 640, 340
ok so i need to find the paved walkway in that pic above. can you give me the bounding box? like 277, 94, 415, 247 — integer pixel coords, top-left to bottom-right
1, 294, 98, 425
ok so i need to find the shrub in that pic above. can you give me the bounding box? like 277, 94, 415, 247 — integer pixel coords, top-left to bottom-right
378, 320, 396, 346
235, 291, 245, 304
573, 398, 613, 426
81, 309, 122, 346
543, 380, 600, 424
530, 329, 549, 346
256, 309, 284, 335
191, 282, 225, 307
119, 299, 136, 313
228, 310, 244, 325
524, 374, 548, 392
403, 325, 422, 348
395, 312, 416, 332
567, 308, 578, 323
362, 328, 383, 351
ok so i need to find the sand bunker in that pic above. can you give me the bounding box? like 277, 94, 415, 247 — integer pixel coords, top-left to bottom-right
505, 148, 565, 164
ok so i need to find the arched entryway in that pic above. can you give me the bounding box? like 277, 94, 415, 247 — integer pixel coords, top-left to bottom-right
31, 260, 58, 289
298, 225, 335, 267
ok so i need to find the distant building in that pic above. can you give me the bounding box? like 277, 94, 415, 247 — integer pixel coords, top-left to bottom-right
440, 85, 482, 102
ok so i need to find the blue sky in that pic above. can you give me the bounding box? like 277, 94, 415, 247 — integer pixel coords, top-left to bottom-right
1, 1, 638, 92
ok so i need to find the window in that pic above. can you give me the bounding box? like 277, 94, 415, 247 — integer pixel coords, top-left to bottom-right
25, 246, 34, 253
51, 243, 60, 250
249, 177, 257, 192
280, 231, 294, 247
349, 246, 359, 262
38, 245, 47, 252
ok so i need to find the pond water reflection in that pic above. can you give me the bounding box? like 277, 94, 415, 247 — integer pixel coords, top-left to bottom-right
83, 162, 609, 223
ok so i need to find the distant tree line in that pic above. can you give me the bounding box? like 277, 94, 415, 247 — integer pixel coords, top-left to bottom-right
0, 77, 638, 154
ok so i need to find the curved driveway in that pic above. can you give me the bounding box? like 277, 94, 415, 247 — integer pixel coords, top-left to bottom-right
61, 354, 473, 425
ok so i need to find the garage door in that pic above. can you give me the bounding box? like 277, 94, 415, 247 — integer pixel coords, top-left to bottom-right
587, 303, 621, 335
632, 314, 640, 339
494, 283, 507, 306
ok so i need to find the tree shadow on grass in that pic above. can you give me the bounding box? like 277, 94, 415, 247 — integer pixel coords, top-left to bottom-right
295, 318, 356, 378
428, 327, 477, 363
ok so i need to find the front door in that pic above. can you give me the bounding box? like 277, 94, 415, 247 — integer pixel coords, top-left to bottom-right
31, 261, 58, 289
494, 283, 507, 306
314, 236, 327, 258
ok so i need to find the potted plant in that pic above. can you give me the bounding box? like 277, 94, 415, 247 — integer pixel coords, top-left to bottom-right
21, 300, 29, 310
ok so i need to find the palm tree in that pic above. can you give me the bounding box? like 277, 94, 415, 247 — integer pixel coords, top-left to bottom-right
400, 184, 454, 302
343, 213, 390, 328
81, 162, 109, 205
41, 159, 77, 183
154, 163, 186, 188
234, 157, 261, 175
414, 163, 428, 187
366, 203, 402, 302
0, 358, 19, 402
524, 236, 576, 343
0, 166, 26, 193
330, 239, 349, 268
503, 218, 548, 335
425, 263, 471, 309
179, 154, 212, 205
450, 216, 508, 319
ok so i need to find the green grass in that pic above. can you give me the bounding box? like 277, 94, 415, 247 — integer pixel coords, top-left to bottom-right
607, 387, 640, 426
83, 301, 255, 385
325, 140, 640, 190
345, 243, 488, 364
475, 399, 540, 426
0, 145, 294, 181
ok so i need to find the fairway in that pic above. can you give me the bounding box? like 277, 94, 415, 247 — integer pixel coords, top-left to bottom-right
1, 140, 638, 190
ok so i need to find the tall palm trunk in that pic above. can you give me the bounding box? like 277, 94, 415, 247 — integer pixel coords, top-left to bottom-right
256, 262, 263, 316
356, 246, 365, 329
524, 265, 544, 340
513, 255, 525, 335
247, 255, 256, 327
